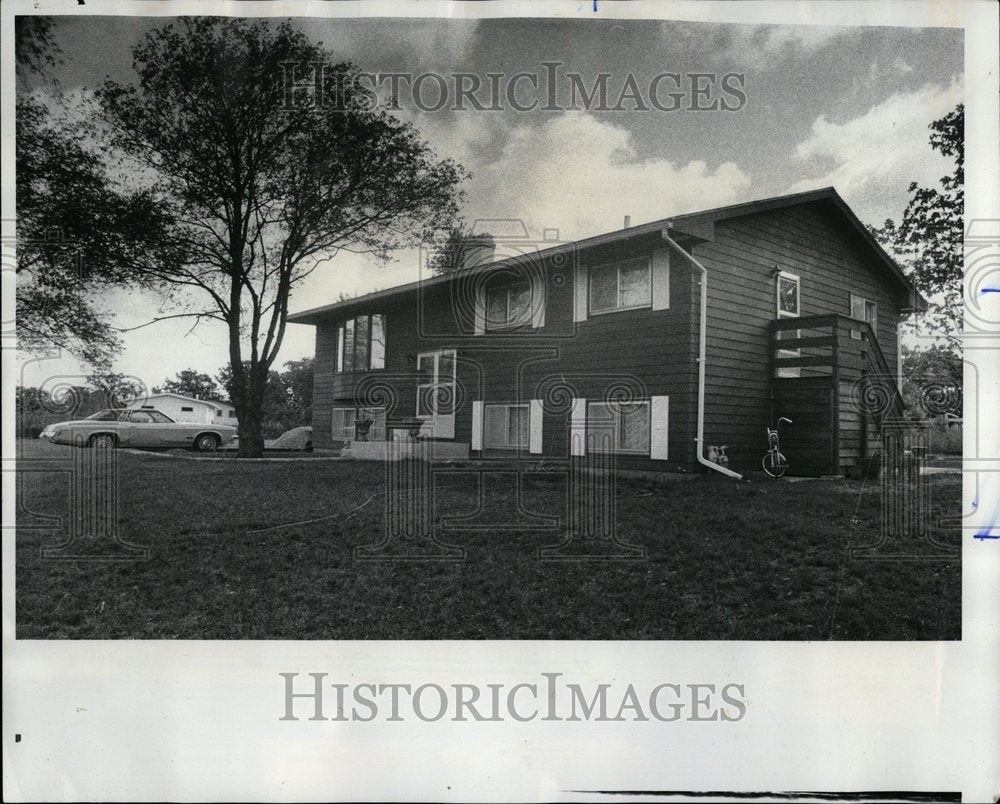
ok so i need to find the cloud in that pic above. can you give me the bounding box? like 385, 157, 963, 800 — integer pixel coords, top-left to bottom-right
786, 77, 963, 221
290, 111, 754, 324
667, 23, 850, 70
444, 111, 752, 240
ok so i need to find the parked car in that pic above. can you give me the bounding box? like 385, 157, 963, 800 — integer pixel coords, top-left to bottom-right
39, 408, 237, 451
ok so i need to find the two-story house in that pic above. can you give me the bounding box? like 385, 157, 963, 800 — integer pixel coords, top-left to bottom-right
288, 188, 925, 477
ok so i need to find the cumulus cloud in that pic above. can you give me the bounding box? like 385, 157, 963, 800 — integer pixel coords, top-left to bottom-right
669, 23, 849, 70
291, 110, 754, 319
786, 77, 963, 221
455, 112, 752, 240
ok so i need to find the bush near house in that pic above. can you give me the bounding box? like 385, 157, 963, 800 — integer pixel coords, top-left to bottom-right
926, 418, 962, 455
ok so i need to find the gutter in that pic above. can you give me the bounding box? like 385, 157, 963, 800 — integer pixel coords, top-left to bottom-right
661, 230, 743, 480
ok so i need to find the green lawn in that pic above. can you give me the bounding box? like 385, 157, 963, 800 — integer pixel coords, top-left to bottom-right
15, 439, 961, 640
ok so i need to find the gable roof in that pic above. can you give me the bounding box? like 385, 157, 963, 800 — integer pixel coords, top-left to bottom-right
288, 187, 926, 324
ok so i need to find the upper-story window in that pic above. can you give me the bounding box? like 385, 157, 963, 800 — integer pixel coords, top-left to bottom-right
337, 314, 386, 372
849, 293, 877, 329
589, 257, 651, 314
776, 271, 800, 318
486, 279, 532, 329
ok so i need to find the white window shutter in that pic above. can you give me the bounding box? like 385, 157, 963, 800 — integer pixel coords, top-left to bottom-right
435, 414, 455, 439
573, 263, 588, 323
650, 395, 669, 460
471, 401, 483, 451
570, 398, 587, 456
474, 286, 486, 335
531, 272, 546, 329
529, 399, 543, 454
651, 249, 670, 310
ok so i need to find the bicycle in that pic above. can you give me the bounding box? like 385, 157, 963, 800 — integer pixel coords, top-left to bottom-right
762, 417, 793, 478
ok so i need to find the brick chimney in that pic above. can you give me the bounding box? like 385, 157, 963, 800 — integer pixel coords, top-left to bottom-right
462, 235, 496, 269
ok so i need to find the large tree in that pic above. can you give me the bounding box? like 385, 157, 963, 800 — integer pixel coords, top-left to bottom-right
15, 20, 175, 366
871, 104, 963, 347
96, 19, 465, 455
900, 343, 963, 419
153, 369, 220, 400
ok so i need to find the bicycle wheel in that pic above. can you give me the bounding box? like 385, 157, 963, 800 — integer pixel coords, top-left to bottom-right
762, 450, 788, 478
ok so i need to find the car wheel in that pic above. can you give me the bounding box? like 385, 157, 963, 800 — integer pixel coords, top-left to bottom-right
195, 434, 219, 452
89, 433, 117, 450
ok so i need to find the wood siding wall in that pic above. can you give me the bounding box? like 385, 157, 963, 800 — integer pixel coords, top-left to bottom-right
692, 201, 907, 474
308, 234, 700, 471
306, 199, 908, 476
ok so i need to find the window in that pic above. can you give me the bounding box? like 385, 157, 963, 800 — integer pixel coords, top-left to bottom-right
141, 405, 154, 409
180, 406, 194, 412
775, 272, 801, 378
85, 409, 120, 421
589, 257, 651, 314
587, 401, 651, 454
332, 406, 387, 441
486, 280, 532, 329
370, 314, 386, 369
416, 349, 457, 420
850, 293, 877, 328
776, 272, 800, 318
130, 410, 172, 423
483, 403, 529, 449
228, 410, 237, 418
337, 314, 386, 372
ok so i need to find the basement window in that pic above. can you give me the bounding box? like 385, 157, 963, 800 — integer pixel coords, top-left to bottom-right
587, 400, 650, 454
331, 406, 387, 441
483, 403, 529, 449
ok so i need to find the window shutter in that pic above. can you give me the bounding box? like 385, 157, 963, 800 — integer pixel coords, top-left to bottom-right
573, 263, 588, 323
435, 414, 455, 439
570, 398, 587, 456
471, 401, 483, 451
531, 272, 546, 329
529, 399, 543, 454
474, 286, 486, 335
650, 395, 669, 460
651, 249, 670, 310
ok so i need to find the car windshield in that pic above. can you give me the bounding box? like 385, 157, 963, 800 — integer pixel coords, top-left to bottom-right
85, 410, 122, 421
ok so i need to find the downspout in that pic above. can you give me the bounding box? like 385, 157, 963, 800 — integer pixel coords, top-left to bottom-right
661, 230, 743, 480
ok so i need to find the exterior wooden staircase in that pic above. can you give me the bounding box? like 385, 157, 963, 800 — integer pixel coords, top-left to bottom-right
770, 315, 904, 476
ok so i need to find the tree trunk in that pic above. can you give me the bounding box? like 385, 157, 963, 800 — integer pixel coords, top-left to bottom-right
236, 369, 268, 458
237, 403, 266, 457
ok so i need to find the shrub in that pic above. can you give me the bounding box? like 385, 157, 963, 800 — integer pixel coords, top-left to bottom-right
926, 419, 962, 455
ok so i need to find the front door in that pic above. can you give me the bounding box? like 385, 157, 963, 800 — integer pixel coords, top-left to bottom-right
415, 349, 457, 438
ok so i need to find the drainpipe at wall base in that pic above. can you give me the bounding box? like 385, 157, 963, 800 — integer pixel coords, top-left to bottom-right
660, 230, 744, 480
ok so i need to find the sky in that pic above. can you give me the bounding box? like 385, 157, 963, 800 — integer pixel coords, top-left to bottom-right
17, 14, 964, 391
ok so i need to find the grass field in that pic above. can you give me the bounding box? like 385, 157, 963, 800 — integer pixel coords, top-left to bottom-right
15, 439, 961, 640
